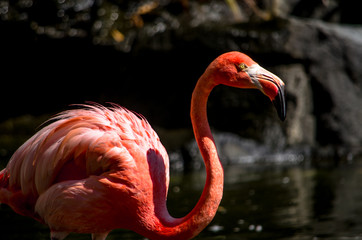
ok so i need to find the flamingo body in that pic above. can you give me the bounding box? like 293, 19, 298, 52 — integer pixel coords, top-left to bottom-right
1, 105, 171, 235
0, 52, 286, 240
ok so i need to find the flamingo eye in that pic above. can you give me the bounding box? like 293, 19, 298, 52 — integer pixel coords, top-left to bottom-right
238, 63, 248, 72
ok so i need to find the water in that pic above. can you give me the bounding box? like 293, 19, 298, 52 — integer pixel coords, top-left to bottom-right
2, 161, 362, 240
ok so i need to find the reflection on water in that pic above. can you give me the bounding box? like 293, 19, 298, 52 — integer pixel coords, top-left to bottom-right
2, 160, 362, 239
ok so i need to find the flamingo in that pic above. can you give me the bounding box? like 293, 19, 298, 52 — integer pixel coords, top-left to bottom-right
0, 51, 286, 240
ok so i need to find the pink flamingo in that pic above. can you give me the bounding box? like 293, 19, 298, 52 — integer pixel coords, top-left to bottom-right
0, 52, 285, 240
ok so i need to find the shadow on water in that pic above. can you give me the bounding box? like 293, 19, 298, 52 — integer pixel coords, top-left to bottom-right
2, 159, 362, 239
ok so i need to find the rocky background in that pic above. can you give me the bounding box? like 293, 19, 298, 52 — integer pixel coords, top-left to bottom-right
1, 0, 362, 166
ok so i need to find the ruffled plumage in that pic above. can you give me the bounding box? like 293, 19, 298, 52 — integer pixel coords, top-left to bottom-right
0, 104, 169, 222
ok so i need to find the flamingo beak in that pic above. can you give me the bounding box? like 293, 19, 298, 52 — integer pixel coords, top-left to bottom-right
272, 84, 286, 121
246, 65, 287, 121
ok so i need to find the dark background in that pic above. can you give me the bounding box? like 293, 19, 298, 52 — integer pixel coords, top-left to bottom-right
1, 0, 362, 160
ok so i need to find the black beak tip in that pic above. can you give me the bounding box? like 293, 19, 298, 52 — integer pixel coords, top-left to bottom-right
273, 99, 286, 121
272, 87, 286, 121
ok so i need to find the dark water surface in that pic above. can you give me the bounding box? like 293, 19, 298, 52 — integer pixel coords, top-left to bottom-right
2, 161, 362, 240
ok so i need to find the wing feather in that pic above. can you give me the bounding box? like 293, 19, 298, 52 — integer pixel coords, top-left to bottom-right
1, 103, 168, 218
2, 103, 166, 196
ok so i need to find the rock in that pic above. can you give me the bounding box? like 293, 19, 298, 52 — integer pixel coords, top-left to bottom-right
274, 64, 315, 146
282, 18, 362, 147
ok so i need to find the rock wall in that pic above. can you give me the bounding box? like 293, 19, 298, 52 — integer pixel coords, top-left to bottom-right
277, 18, 362, 148
287, 19, 362, 147
275, 64, 315, 147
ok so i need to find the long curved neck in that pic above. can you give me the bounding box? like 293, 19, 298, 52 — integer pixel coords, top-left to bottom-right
186, 72, 224, 237
140, 73, 224, 240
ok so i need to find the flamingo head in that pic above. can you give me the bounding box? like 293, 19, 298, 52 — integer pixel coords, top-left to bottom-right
210, 51, 286, 121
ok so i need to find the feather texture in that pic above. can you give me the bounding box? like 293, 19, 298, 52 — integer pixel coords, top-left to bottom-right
0, 104, 169, 224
